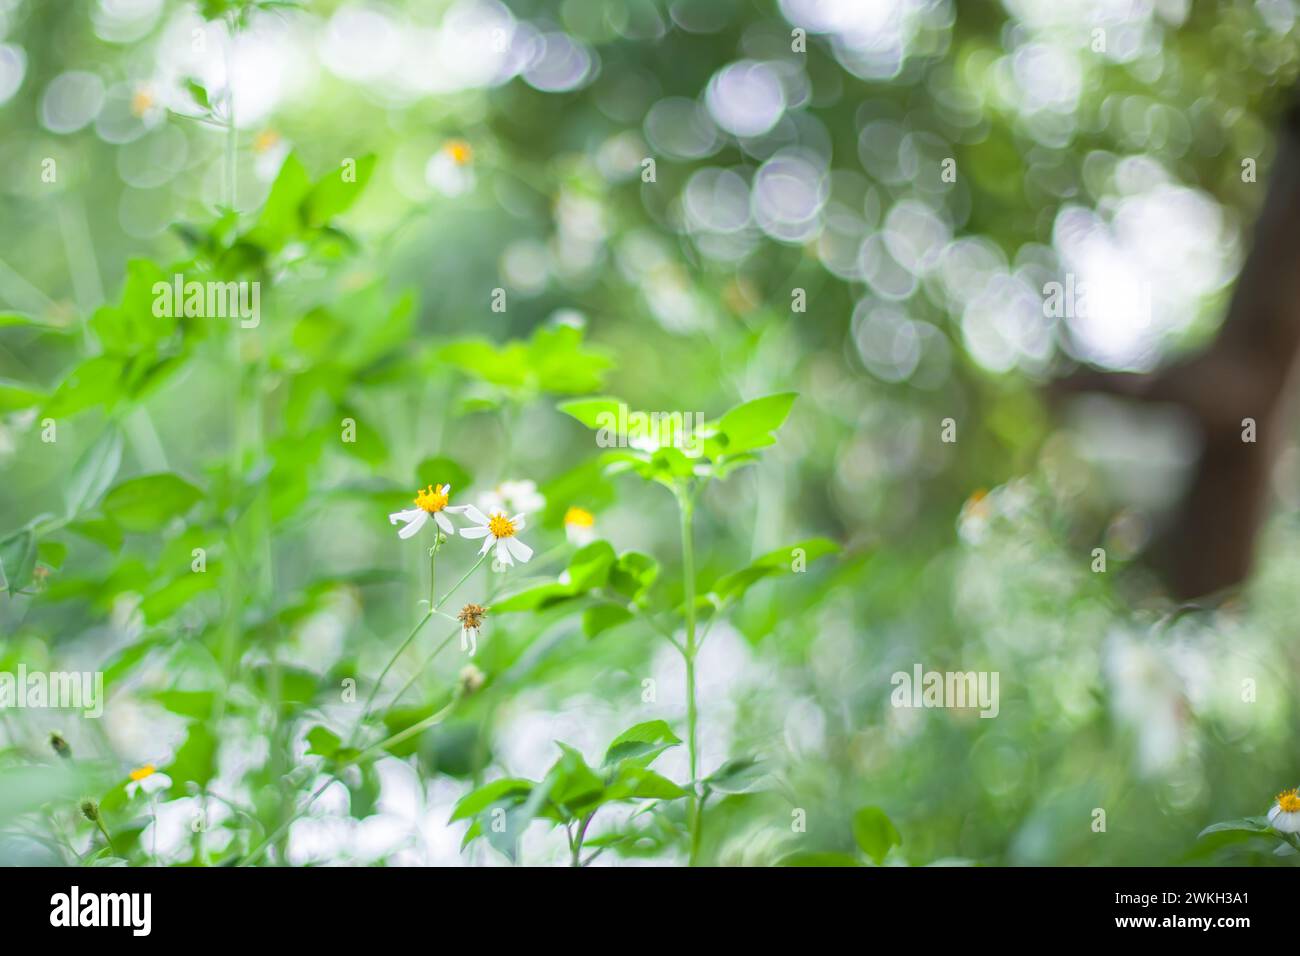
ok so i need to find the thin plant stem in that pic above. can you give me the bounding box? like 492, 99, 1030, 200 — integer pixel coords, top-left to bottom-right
356, 548, 485, 734
94, 817, 116, 856
384, 626, 459, 711
677, 484, 702, 865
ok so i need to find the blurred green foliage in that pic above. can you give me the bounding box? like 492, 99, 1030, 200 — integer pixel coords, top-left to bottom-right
1, 0, 1300, 867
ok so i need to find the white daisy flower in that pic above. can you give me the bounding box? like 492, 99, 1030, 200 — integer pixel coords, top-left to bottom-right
1269, 788, 1300, 833
426, 140, 475, 197
458, 506, 534, 566
126, 764, 171, 797
564, 506, 597, 546
479, 479, 546, 516
388, 484, 462, 540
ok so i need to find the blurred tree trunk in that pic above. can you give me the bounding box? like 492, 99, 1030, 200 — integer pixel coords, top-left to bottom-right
1056, 102, 1300, 600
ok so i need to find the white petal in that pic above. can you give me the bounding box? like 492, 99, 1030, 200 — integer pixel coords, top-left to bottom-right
397, 510, 429, 539
511, 513, 526, 531
495, 539, 513, 566
1270, 805, 1282, 823
462, 505, 489, 525
435, 512, 454, 534
506, 537, 533, 563
478, 535, 495, 555
389, 508, 423, 525
444, 505, 470, 514
460, 525, 490, 539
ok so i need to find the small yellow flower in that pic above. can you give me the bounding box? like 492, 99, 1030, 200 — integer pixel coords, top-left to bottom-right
253, 129, 282, 154
564, 506, 597, 545
444, 139, 473, 166
564, 506, 594, 528
129, 764, 156, 782
415, 484, 450, 513
389, 483, 464, 540
130, 86, 154, 118
459, 506, 533, 566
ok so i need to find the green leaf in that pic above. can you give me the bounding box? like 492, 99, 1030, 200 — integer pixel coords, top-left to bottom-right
166, 723, 217, 797
0, 379, 45, 412
65, 426, 124, 518
438, 339, 529, 388
711, 537, 840, 605
526, 324, 612, 394
852, 806, 901, 864
583, 603, 632, 638
491, 582, 580, 612
183, 78, 210, 111
37, 539, 67, 570
44, 355, 125, 418
604, 765, 689, 801
306, 725, 342, 759
557, 396, 624, 430
703, 756, 766, 795
140, 572, 219, 623
546, 743, 605, 811
713, 392, 797, 456
0, 311, 70, 331
103, 474, 203, 532
449, 778, 534, 822
153, 690, 215, 721
1198, 817, 1272, 838
567, 540, 616, 591
602, 720, 680, 767
246, 152, 311, 250
303, 154, 376, 226
0, 530, 37, 594
89, 259, 173, 355
608, 551, 659, 603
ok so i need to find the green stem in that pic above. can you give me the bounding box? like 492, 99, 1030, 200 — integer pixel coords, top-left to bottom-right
436, 550, 488, 613
94, 818, 116, 856
384, 626, 459, 710
360, 612, 431, 726
677, 485, 702, 865
571, 811, 595, 867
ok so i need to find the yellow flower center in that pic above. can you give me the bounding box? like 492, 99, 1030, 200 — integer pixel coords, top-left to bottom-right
445, 140, 473, 165
129, 764, 156, 782
1278, 788, 1300, 813
564, 506, 594, 528
253, 129, 282, 154
130, 88, 154, 117
414, 484, 449, 513
488, 513, 516, 538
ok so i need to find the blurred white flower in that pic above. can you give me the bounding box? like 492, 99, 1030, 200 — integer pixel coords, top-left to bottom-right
479, 479, 545, 515
564, 506, 597, 546
127, 764, 171, 797
426, 140, 474, 197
